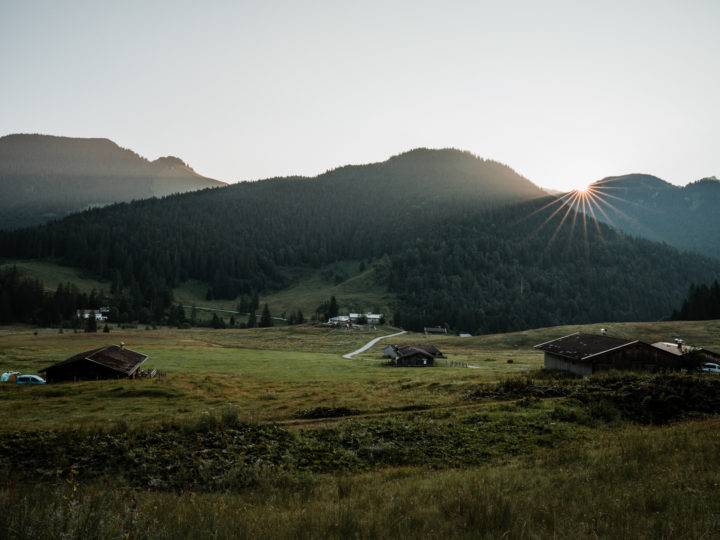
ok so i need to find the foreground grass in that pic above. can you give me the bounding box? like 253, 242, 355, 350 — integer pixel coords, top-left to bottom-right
3, 417, 719, 539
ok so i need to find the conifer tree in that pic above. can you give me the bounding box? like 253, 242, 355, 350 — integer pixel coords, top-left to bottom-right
328, 296, 339, 318
259, 304, 273, 327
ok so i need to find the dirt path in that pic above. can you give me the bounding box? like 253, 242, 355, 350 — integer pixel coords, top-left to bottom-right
342, 330, 407, 359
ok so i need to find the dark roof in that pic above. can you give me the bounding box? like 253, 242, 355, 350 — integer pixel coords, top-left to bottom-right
41, 345, 147, 375
534, 333, 637, 362
395, 345, 444, 357
395, 346, 436, 360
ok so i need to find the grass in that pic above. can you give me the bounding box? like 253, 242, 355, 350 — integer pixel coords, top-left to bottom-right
2, 319, 720, 538
4, 256, 397, 324
1, 320, 719, 431
1, 258, 108, 294
2, 417, 719, 538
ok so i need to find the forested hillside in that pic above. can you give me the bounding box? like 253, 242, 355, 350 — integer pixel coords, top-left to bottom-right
2, 148, 718, 333
0, 134, 225, 228
570, 174, 720, 260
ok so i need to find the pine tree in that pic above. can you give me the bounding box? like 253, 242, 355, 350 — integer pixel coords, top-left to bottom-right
328, 296, 339, 318
85, 315, 97, 333
259, 304, 273, 327
247, 311, 257, 328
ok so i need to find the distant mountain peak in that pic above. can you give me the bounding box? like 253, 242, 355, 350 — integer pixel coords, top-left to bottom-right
0, 133, 225, 229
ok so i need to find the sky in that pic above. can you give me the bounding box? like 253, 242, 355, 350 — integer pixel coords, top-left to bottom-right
1, 0, 718, 192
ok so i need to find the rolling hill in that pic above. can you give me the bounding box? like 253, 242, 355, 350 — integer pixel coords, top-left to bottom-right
2, 148, 719, 333
568, 174, 720, 260
0, 134, 225, 229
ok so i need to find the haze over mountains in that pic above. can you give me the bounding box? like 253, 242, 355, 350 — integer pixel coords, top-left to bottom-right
2, 144, 718, 333
0, 134, 225, 229
571, 174, 720, 260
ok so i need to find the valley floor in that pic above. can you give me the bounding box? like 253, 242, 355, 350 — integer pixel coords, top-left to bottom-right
1, 321, 720, 538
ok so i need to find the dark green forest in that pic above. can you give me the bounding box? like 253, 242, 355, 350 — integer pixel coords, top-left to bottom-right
570, 174, 720, 260
1, 148, 719, 333
671, 280, 720, 321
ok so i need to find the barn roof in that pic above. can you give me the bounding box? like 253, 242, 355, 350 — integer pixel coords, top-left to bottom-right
396, 345, 444, 357
41, 345, 147, 376
534, 333, 638, 362
652, 342, 720, 360
395, 346, 436, 360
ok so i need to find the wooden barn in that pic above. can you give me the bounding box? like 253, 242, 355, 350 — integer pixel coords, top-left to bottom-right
41, 344, 148, 382
534, 333, 682, 376
384, 345, 442, 367
383, 344, 445, 360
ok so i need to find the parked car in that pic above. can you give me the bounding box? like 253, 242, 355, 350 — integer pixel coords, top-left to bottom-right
1, 371, 20, 382
701, 362, 720, 373
16, 374, 46, 385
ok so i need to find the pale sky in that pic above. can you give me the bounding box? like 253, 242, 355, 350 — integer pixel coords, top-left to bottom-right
1, 0, 718, 191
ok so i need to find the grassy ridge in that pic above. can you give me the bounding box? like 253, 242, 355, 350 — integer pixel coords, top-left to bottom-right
3, 257, 396, 323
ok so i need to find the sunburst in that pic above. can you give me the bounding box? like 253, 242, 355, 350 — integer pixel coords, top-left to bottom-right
520, 179, 636, 257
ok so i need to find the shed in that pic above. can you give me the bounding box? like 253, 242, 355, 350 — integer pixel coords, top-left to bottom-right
41, 344, 148, 382
424, 327, 447, 335
534, 332, 682, 376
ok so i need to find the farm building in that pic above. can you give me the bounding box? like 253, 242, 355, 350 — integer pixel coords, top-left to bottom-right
424, 327, 447, 335
534, 333, 683, 376
348, 313, 383, 324
76, 308, 109, 321
383, 344, 445, 360
41, 344, 148, 382
385, 345, 443, 367
651, 341, 720, 364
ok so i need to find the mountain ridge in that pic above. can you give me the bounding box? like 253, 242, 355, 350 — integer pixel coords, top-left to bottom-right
573, 173, 720, 259
2, 147, 719, 333
0, 134, 225, 229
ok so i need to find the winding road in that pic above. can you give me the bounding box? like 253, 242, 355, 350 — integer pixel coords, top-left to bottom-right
343, 330, 407, 359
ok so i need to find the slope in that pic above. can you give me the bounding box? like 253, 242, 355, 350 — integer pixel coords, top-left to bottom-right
0, 134, 225, 229
2, 148, 719, 333
566, 173, 720, 259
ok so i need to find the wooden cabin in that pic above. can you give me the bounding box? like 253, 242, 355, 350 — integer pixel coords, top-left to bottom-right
41, 344, 148, 382
534, 333, 682, 376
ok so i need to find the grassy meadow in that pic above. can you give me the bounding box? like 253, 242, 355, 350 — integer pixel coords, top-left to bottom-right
2, 319, 720, 538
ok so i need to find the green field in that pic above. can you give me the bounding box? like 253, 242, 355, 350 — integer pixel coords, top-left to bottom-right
2, 320, 720, 538
4, 257, 396, 325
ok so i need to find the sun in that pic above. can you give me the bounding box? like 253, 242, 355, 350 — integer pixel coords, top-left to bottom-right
575, 183, 592, 194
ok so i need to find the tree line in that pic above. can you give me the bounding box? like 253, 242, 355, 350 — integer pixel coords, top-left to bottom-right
2, 149, 719, 333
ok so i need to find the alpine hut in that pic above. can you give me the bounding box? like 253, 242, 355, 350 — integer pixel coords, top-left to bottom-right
41, 344, 148, 382
534, 332, 682, 376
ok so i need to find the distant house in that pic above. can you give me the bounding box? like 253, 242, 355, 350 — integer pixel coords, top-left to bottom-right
40, 344, 148, 382
348, 313, 383, 324
76, 309, 108, 321
534, 332, 682, 376
424, 327, 447, 335
651, 341, 720, 364
327, 316, 350, 326
384, 345, 444, 367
